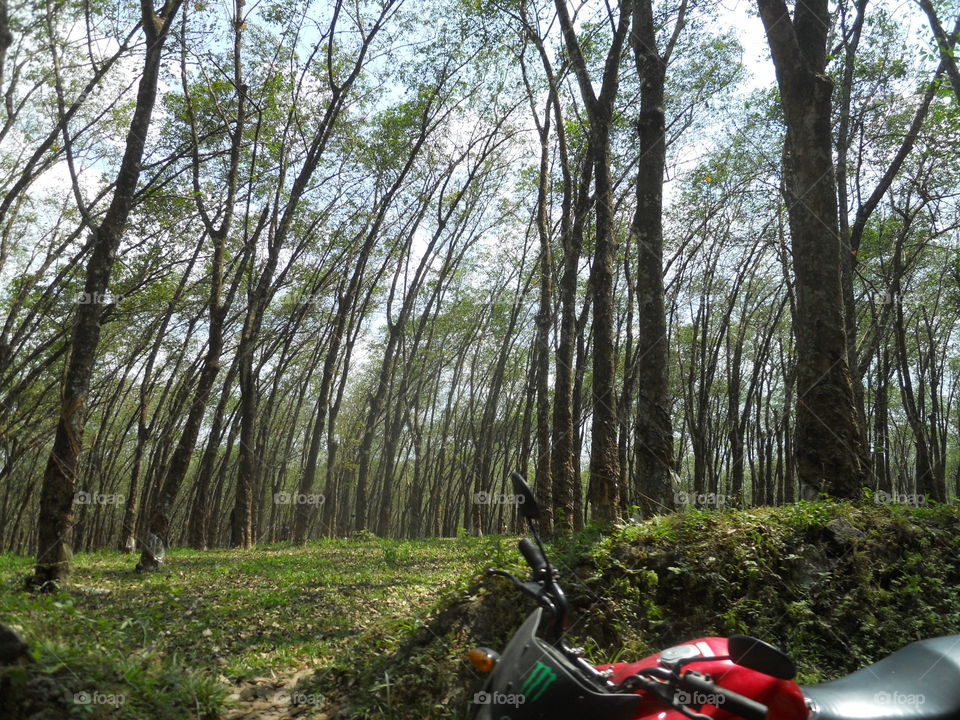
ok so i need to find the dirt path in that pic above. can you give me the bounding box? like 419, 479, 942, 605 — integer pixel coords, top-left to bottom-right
223, 668, 323, 719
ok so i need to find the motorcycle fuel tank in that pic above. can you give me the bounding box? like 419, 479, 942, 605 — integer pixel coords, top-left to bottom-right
599, 637, 809, 720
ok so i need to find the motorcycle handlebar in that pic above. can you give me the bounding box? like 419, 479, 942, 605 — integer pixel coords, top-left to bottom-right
679, 671, 768, 720
518, 538, 548, 575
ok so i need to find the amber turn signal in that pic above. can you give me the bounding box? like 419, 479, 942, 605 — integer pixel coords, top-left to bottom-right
467, 647, 500, 673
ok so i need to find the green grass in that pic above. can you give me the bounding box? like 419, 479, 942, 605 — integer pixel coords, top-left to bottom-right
313, 501, 960, 719
7, 502, 960, 720
0, 536, 504, 719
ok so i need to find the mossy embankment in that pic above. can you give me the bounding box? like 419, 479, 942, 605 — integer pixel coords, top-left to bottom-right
317, 499, 960, 719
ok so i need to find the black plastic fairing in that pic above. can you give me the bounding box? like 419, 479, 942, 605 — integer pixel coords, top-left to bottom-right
468, 609, 656, 720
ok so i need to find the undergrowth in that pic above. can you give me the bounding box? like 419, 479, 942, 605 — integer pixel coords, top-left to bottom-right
5, 502, 960, 719
314, 500, 960, 719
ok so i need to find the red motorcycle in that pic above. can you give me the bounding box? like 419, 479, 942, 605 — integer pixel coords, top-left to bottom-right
467, 472, 960, 720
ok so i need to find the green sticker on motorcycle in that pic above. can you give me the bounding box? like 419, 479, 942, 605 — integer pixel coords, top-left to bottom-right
520, 661, 557, 702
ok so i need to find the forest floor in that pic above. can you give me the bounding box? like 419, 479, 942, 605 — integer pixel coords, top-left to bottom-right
301, 499, 960, 719
0, 536, 500, 719
4, 500, 960, 720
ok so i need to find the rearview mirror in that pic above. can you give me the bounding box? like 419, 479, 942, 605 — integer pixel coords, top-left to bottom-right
728, 635, 796, 680
510, 471, 542, 523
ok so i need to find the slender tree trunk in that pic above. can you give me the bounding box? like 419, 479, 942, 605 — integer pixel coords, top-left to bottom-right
728, 336, 745, 505
571, 298, 592, 528
232, 310, 262, 548
29, 0, 184, 589
554, 0, 630, 523
532, 96, 554, 534
874, 348, 892, 493
630, 0, 680, 517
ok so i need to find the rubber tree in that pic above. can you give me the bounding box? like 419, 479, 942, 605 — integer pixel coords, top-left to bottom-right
29, 0, 185, 589
230, 0, 400, 548
756, 0, 867, 497
554, 0, 632, 523
514, 0, 589, 531
628, 0, 683, 516
135, 0, 248, 568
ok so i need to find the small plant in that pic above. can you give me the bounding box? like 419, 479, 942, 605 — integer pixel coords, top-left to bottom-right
382, 541, 412, 568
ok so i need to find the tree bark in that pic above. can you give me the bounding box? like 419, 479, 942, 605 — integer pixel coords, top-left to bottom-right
757, 0, 867, 498
529, 87, 554, 533
554, 0, 631, 523
29, 0, 184, 589
629, 0, 680, 517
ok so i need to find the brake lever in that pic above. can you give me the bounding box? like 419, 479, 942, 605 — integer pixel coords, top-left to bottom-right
615, 667, 674, 699
486, 568, 559, 614
486, 569, 544, 597
615, 668, 711, 720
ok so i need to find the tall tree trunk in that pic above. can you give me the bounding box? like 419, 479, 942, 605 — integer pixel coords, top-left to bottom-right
531, 91, 554, 533
555, 0, 630, 524
728, 334, 745, 505
757, 0, 867, 498
585, 117, 622, 524
29, 0, 184, 589
232, 311, 262, 548
874, 347, 892, 493
629, 0, 681, 517
551, 160, 589, 532
571, 297, 592, 528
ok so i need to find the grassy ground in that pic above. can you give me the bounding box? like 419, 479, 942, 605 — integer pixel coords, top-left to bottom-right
5, 500, 960, 720
0, 536, 505, 720
312, 499, 960, 719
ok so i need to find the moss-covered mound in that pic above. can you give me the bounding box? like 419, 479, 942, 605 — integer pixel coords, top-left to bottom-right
315, 500, 960, 719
